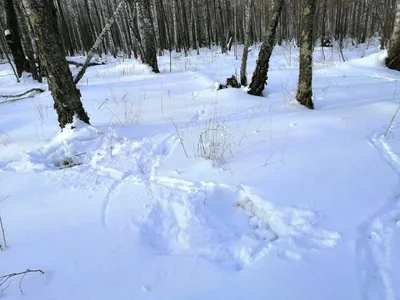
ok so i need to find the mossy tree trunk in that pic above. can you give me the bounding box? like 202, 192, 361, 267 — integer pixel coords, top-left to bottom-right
240, 0, 254, 86
22, 0, 90, 129
296, 0, 317, 109
5, 0, 26, 77
247, 0, 284, 96
387, 0, 400, 71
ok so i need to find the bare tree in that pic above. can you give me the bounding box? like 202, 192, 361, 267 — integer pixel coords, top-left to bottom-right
248, 0, 284, 96
74, 0, 126, 84
12, 0, 40, 81
387, 0, 400, 71
296, 0, 317, 109
133, 0, 160, 73
240, 0, 254, 86
4, 0, 26, 77
22, 0, 90, 129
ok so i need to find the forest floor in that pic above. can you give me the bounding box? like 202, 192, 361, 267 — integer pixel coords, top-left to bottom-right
1, 40, 400, 300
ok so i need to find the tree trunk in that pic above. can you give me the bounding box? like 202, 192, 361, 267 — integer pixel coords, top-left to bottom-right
296, 0, 317, 109
240, 0, 253, 86
387, 0, 400, 71
74, 0, 126, 84
247, 0, 284, 96
12, 0, 41, 81
22, 0, 90, 129
217, 0, 227, 54
4, 0, 26, 77
134, 0, 160, 73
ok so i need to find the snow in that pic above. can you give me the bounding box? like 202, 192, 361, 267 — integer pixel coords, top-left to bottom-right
1, 39, 400, 299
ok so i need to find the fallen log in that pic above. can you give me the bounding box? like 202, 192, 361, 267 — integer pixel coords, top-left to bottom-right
0, 88, 45, 104
67, 60, 105, 67
0, 88, 45, 99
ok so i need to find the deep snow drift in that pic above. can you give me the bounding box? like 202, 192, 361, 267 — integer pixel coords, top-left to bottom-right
1, 40, 400, 300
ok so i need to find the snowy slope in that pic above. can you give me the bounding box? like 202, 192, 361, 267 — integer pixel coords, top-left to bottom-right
1, 40, 400, 300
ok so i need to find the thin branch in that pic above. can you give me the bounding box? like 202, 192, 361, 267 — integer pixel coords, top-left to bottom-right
0, 215, 7, 249
171, 118, 189, 158
135, 158, 145, 175
0, 195, 10, 205
383, 82, 399, 137
19, 273, 27, 294
0, 269, 44, 294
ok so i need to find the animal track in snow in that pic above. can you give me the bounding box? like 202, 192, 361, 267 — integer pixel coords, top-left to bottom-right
356, 128, 400, 300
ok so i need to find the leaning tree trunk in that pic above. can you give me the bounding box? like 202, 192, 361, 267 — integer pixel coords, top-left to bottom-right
240, 0, 254, 86
22, 0, 90, 129
247, 0, 284, 96
296, 0, 317, 109
4, 0, 26, 77
134, 0, 160, 73
74, 0, 126, 84
387, 0, 400, 71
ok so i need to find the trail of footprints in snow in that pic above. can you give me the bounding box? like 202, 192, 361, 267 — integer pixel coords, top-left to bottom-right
356, 129, 400, 300
6, 122, 341, 270
106, 175, 341, 270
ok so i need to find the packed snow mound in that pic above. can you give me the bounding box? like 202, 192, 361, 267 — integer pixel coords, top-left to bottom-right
6, 119, 176, 176
345, 51, 387, 69
7, 119, 104, 171
6, 118, 340, 271
115, 62, 154, 76
106, 176, 341, 271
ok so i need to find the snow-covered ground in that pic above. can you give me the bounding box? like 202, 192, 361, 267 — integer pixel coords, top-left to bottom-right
1, 40, 400, 300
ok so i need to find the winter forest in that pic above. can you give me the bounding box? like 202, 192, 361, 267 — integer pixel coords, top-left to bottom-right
1, 0, 400, 299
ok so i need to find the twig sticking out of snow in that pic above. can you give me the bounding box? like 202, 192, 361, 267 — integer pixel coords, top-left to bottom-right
0, 269, 44, 295
0, 196, 9, 250
0, 215, 6, 250
384, 82, 399, 137
171, 118, 189, 158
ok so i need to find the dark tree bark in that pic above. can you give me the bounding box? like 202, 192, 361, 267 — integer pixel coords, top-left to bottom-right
134, 0, 160, 73
22, 0, 90, 129
217, 0, 227, 54
247, 0, 284, 96
55, 0, 74, 56
296, 0, 317, 109
387, 0, 400, 71
4, 0, 26, 77
12, 0, 40, 81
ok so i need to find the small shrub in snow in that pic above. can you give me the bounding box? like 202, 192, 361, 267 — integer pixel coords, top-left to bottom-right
197, 122, 232, 164
196, 98, 233, 164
